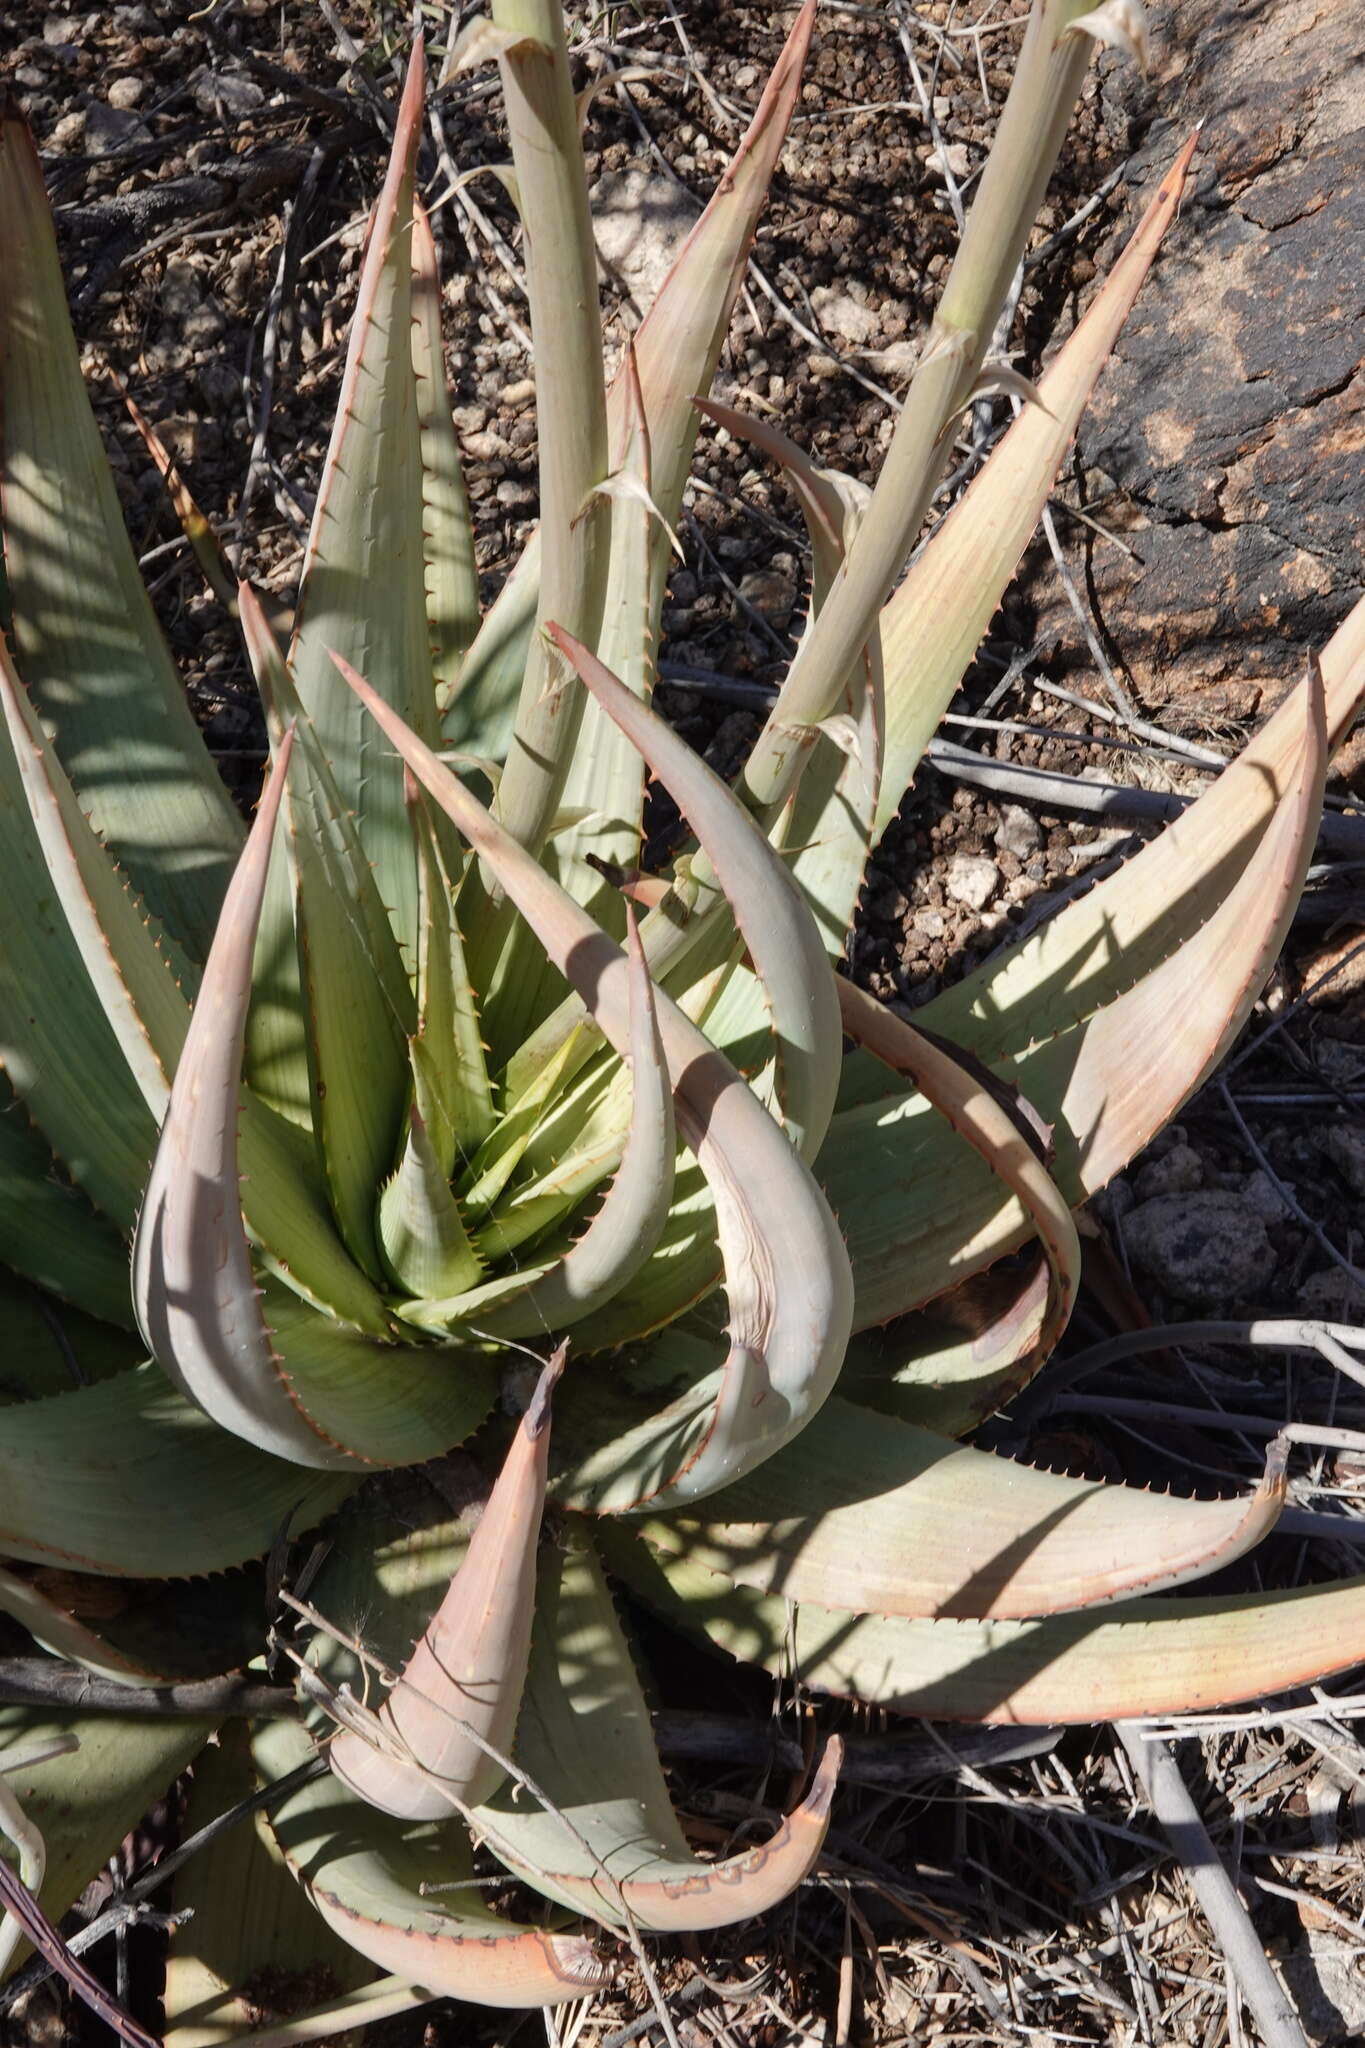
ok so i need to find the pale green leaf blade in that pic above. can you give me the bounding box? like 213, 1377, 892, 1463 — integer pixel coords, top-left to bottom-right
337, 659, 853, 1507
921, 604, 1365, 1073
0, 632, 192, 1118
441, 529, 539, 755
642, 1395, 1287, 1622
0, 1086, 134, 1327
550, 624, 842, 1160
287, 46, 438, 967
482, 4, 610, 865
408, 778, 495, 1158
164, 1726, 375, 2048
255, 1716, 608, 2009
472, 1529, 839, 1932
605, 1527, 1365, 1725
377, 1108, 483, 1300
0, 1271, 139, 1399
412, 197, 480, 698
821, 662, 1334, 1328
0, 1365, 354, 1577
0, 115, 241, 955
455, 910, 676, 1340
132, 734, 383, 1468
0, 1709, 213, 1981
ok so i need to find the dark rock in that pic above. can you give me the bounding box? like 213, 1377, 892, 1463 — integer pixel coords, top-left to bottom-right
1030, 0, 1364, 723
1124, 1189, 1272, 1305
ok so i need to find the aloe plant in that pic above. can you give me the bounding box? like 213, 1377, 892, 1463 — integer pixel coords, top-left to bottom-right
3, 0, 1365, 2028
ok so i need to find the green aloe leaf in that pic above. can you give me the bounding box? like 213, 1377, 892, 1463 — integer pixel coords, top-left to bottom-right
339, 659, 853, 1507
606, 1527, 1365, 1725
0, 1366, 354, 1577
164, 1726, 375, 2048
287, 45, 440, 969
821, 660, 1337, 1329
255, 1715, 609, 2010
0, 1709, 214, 1980
0, 1088, 134, 1328
471, 1528, 840, 1932
409, 778, 495, 1160
0, 1273, 138, 1401
411, 197, 481, 699
636, 1395, 1288, 1621
440, 910, 676, 1341
0, 117, 241, 958
481, 0, 609, 875
551, 625, 842, 1162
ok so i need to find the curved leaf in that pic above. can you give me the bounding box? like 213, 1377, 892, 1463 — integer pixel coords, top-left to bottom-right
256, 1717, 609, 2010
338, 658, 853, 1507
329, 1349, 562, 1817
0, 115, 241, 955
471, 1530, 840, 1931
0, 1709, 213, 1981
550, 624, 841, 1160
639, 1395, 1288, 1621
287, 44, 438, 967
0, 1366, 353, 1577
822, 658, 1333, 1328
606, 1528, 1365, 1725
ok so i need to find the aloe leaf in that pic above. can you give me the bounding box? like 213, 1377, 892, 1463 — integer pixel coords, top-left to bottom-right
330, 1349, 562, 1818
0, 671, 160, 1229
535, 345, 657, 956
841, 1263, 1056, 1439
0, 631, 193, 1118
0, 1272, 139, 1400
459, 1026, 587, 1229
695, 402, 884, 955
440, 528, 540, 751
550, 625, 842, 1161
287, 45, 438, 968
275, 718, 411, 1282
923, 606, 1365, 1074
640, 1395, 1288, 1621
471, 1528, 840, 1931
131, 731, 344, 1465
443, 910, 675, 1340
256, 1716, 608, 2009
0, 1709, 213, 1980
0, 1366, 353, 1576
337, 658, 853, 1506
619, 0, 817, 552
377, 1107, 484, 1300
483, 0, 609, 869
403, 776, 494, 1157
821, 660, 1333, 1329
607, 1527, 1365, 1725
0, 116, 242, 955
411, 197, 480, 699
240, 579, 415, 1153
164, 1726, 375, 2048
0, 1087, 134, 1328
835, 978, 1080, 1377
874, 132, 1200, 831
739, 0, 1102, 823
130, 736, 403, 1467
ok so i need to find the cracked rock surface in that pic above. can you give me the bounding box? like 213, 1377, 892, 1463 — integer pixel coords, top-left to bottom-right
1033, 0, 1364, 726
